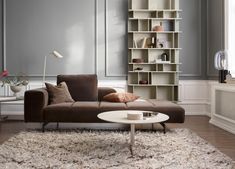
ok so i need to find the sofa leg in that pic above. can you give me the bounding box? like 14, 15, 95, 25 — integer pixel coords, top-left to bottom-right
42, 122, 48, 132
56, 122, 59, 130
160, 122, 166, 134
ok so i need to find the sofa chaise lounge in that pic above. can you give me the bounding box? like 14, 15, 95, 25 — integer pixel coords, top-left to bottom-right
24, 74, 185, 131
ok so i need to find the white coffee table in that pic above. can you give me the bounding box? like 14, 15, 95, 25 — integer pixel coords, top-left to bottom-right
97, 110, 169, 155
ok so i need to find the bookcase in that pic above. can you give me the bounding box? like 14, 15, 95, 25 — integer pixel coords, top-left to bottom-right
128, 0, 181, 101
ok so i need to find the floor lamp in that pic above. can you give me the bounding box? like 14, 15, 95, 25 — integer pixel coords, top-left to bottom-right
42, 50, 63, 85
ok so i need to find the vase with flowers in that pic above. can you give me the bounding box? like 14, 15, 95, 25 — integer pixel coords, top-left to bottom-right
0, 70, 29, 97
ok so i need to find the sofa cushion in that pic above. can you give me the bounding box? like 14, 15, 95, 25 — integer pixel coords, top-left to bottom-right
43, 103, 74, 121
126, 99, 155, 111
103, 92, 139, 103
57, 74, 98, 101
99, 101, 127, 112
45, 82, 74, 104
98, 87, 116, 101
148, 100, 185, 123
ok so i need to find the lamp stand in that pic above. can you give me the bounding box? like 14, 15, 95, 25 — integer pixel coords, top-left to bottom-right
42, 55, 47, 86
219, 69, 228, 83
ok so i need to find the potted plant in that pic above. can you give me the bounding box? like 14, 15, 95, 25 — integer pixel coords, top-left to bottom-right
0, 70, 29, 96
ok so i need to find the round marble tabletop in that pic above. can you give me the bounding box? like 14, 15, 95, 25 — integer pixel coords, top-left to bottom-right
98, 110, 169, 124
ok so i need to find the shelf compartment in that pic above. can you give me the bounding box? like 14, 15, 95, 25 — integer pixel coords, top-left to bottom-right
170, 50, 179, 63
130, 11, 157, 19
133, 33, 156, 48
130, 50, 149, 63
138, 72, 150, 84
128, 20, 138, 32
128, 72, 139, 84
156, 86, 173, 100
148, 49, 171, 63
156, 33, 174, 48
133, 86, 156, 99
151, 73, 176, 85
138, 20, 149, 31
151, 20, 174, 31
149, 0, 171, 10
174, 33, 179, 48
163, 64, 178, 71
130, 0, 148, 10
132, 64, 156, 71
128, 34, 134, 48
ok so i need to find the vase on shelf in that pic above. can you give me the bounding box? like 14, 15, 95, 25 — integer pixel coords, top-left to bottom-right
10, 85, 22, 97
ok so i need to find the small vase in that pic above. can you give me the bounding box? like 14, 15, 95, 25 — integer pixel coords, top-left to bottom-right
10, 85, 22, 97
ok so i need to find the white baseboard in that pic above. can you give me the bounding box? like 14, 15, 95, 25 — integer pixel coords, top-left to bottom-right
210, 118, 235, 135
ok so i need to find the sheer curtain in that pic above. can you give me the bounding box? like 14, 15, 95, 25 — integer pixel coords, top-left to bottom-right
228, 0, 235, 77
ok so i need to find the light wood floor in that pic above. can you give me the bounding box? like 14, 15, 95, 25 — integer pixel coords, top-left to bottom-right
0, 115, 235, 160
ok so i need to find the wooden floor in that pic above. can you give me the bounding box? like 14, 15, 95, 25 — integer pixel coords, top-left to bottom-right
0, 115, 235, 160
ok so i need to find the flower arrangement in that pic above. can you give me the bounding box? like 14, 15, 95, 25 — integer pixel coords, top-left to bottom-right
0, 70, 29, 87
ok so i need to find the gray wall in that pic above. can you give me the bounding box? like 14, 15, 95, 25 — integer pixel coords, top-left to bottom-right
180, 0, 207, 79
207, 0, 225, 78
0, 0, 224, 80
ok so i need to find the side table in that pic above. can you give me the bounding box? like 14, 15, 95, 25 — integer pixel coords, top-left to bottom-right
0, 96, 24, 121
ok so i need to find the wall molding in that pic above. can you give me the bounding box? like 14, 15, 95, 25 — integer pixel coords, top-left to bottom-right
2, 0, 6, 70
180, 0, 202, 77
2, 0, 98, 76
206, 0, 224, 77
104, 0, 127, 77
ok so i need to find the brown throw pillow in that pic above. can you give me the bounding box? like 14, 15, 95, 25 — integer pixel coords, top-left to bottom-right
103, 92, 139, 103
45, 82, 74, 104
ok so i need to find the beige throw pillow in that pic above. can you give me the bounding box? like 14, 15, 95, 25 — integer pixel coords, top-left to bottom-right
103, 92, 139, 103
45, 82, 74, 104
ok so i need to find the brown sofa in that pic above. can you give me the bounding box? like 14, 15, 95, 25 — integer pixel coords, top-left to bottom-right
24, 74, 185, 131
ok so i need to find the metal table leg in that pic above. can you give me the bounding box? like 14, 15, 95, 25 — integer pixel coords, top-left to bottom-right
130, 124, 135, 155
0, 102, 8, 121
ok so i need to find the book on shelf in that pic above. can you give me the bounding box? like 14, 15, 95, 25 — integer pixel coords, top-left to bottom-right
133, 39, 138, 48
141, 37, 147, 48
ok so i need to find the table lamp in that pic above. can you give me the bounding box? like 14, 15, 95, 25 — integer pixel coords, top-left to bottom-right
43, 50, 63, 84
214, 50, 228, 83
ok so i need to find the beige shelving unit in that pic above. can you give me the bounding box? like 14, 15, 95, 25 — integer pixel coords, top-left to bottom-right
128, 0, 181, 101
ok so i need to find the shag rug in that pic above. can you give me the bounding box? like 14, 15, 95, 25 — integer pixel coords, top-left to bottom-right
0, 129, 234, 169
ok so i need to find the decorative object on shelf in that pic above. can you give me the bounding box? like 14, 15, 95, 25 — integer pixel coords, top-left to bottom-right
148, 37, 155, 48
43, 50, 63, 85
161, 52, 168, 61
153, 22, 164, 32
139, 80, 148, 84
0, 70, 29, 97
134, 67, 143, 71
132, 58, 143, 63
156, 39, 166, 48
214, 50, 228, 83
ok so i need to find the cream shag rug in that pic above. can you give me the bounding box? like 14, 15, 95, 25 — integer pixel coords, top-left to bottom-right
0, 128, 234, 169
